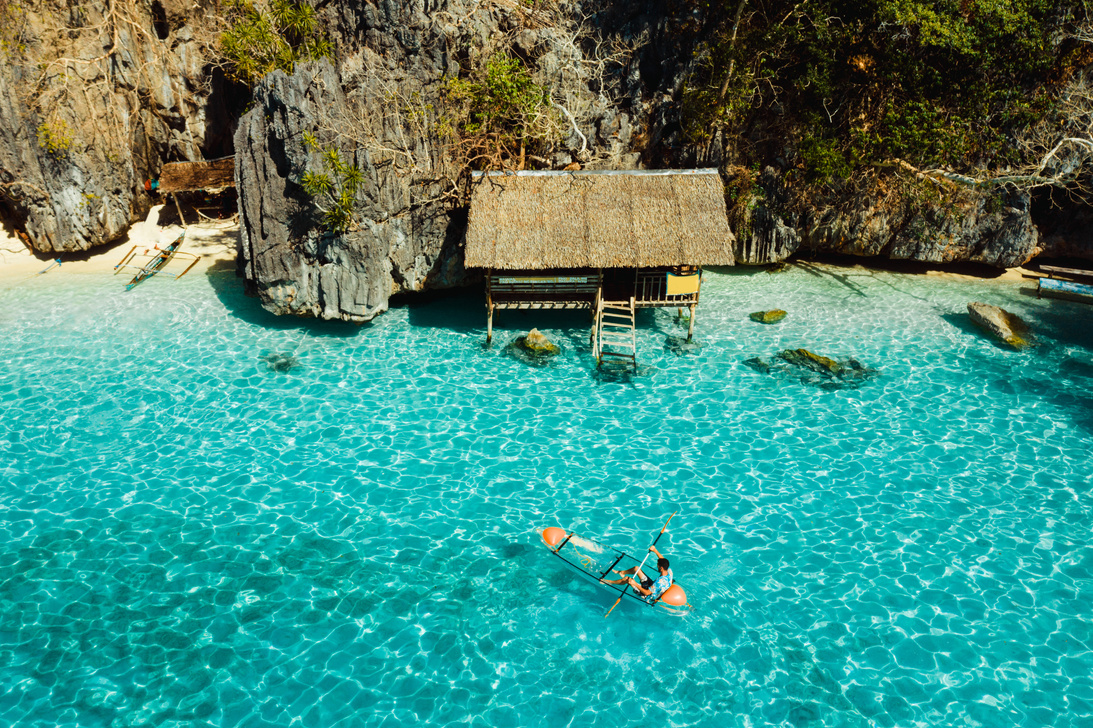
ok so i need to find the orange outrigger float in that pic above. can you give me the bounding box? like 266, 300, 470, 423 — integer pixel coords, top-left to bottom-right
112, 231, 200, 290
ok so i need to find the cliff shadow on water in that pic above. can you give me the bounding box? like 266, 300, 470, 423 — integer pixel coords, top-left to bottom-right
204, 258, 365, 338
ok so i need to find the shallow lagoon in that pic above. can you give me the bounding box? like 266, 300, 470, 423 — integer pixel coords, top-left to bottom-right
1, 260, 1091, 727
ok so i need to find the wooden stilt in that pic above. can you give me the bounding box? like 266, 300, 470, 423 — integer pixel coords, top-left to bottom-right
173, 193, 187, 228
590, 284, 601, 346
487, 301, 494, 345
687, 303, 696, 340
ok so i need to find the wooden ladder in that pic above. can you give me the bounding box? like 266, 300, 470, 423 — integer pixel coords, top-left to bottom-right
594, 297, 637, 370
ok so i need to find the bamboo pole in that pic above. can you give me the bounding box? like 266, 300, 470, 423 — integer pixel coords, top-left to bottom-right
486, 271, 494, 345
172, 193, 187, 228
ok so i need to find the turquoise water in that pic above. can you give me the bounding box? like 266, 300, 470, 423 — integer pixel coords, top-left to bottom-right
1, 259, 1091, 727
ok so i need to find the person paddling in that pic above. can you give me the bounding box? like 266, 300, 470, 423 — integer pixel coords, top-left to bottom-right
602, 544, 673, 603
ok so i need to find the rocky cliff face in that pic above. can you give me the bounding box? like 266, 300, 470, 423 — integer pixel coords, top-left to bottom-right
2, 0, 1089, 311
233, 0, 1093, 323
233, 0, 732, 320
730, 168, 1042, 267
0, 0, 229, 253
234, 60, 467, 321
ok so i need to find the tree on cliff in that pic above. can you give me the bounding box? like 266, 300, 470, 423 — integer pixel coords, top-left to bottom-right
682, 0, 1093, 196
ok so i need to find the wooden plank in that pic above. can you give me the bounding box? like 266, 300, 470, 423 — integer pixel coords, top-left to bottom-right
1040, 265, 1093, 280
492, 302, 592, 310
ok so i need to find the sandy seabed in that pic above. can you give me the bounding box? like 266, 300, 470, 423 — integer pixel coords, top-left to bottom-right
0, 204, 237, 284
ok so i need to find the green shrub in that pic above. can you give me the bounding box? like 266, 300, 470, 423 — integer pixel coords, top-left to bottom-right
37, 119, 73, 157
682, 0, 1076, 183
299, 132, 362, 234
220, 0, 332, 85
442, 51, 558, 168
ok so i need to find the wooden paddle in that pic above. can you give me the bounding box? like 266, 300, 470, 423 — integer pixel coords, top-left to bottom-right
604, 511, 676, 617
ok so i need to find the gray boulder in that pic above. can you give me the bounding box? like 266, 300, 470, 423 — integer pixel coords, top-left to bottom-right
967, 302, 1032, 349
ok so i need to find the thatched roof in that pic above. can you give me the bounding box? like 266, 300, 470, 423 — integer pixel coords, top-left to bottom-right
464, 169, 734, 269
158, 157, 235, 193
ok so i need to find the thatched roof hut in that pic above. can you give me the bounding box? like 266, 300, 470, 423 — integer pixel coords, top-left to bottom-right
157, 157, 235, 193
465, 169, 734, 270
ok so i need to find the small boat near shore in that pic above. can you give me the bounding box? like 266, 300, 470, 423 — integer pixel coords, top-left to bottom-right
113, 231, 199, 290
540, 526, 693, 616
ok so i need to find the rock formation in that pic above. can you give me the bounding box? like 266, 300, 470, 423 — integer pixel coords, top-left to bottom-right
505, 328, 561, 366
0, 0, 230, 253
745, 349, 879, 390
730, 167, 1041, 267
231, 0, 701, 321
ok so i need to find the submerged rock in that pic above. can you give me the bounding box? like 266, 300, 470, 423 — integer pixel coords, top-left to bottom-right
778, 348, 843, 376
967, 302, 1032, 350
746, 349, 879, 390
743, 357, 772, 374
261, 352, 301, 373
750, 309, 787, 324
664, 335, 704, 356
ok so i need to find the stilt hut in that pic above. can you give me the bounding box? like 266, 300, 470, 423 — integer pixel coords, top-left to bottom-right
464, 168, 735, 367
156, 156, 236, 226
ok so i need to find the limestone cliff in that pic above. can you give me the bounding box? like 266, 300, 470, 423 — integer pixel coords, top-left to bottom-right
3, 0, 1092, 317
729, 168, 1042, 267
0, 0, 230, 253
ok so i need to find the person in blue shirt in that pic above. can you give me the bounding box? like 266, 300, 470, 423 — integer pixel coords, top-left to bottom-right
602, 545, 674, 603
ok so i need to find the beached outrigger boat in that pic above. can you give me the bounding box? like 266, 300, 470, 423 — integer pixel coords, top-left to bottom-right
113, 231, 200, 291
540, 526, 693, 616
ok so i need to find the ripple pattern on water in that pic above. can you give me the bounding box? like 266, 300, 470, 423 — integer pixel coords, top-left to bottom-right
0, 265, 1090, 727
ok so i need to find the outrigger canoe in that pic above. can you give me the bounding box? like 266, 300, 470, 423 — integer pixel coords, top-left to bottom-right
540, 526, 693, 616
113, 231, 199, 291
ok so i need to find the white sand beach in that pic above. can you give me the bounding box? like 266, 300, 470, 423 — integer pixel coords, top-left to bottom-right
0, 204, 237, 284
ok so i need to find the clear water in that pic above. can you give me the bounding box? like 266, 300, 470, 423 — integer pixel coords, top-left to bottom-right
1, 259, 1091, 728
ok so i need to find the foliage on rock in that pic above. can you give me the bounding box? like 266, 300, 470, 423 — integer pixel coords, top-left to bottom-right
300, 131, 362, 234
220, 0, 331, 85
442, 50, 561, 170
682, 0, 1091, 187
36, 118, 73, 157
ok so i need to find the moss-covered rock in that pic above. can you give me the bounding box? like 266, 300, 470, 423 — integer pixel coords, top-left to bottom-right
504, 328, 560, 366
746, 349, 878, 390
778, 348, 843, 375
750, 309, 787, 324
521, 328, 559, 354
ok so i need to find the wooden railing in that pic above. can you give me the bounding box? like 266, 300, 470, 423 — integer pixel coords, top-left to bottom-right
633, 268, 701, 306
489, 270, 601, 308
